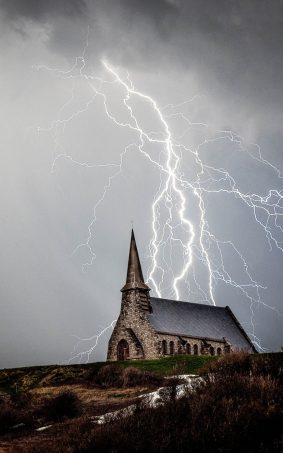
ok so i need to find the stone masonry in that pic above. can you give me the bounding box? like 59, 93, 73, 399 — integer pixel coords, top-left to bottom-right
107, 290, 159, 360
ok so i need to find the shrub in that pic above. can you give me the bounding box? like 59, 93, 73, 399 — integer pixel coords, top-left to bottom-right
90, 364, 123, 387
39, 391, 82, 421
0, 403, 19, 433
10, 389, 32, 408
199, 351, 283, 381
251, 353, 283, 381
0, 393, 34, 433
91, 364, 164, 388
76, 354, 283, 453
199, 351, 251, 377
121, 367, 164, 388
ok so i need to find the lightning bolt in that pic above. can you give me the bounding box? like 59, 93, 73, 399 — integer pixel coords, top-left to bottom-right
68, 320, 117, 364
35, 36, 283, 359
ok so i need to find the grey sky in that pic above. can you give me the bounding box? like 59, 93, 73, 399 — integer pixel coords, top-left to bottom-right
1, 0, 283, 368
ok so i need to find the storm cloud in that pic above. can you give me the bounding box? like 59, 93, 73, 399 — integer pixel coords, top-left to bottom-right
2, 0, 283, 107
0, 0, 87, 21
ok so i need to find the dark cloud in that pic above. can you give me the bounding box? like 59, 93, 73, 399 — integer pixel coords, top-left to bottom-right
0, 0, 87, 21
15, 0, 281, 120
107, 0, 283, 110
2, 0, 283, 103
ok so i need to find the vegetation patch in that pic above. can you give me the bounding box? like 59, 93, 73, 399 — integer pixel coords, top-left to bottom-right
110, 393, 130, 399
38, 391, 82, 422
91, 365, 165, 388
0, 353, 282, 452
0, 355, 215, 393
118, 354, 217, 375
75, 352, 283, 453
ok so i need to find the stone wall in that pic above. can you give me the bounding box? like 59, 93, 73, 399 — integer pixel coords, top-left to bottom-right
107, 289, 159, 361
155, 333, 228, 357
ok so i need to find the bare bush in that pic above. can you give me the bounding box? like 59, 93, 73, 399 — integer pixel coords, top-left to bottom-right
39, 391, 82, 421
77, 354, 283, 453
0, 402, 19, 434
121, 367, 164, 388
92, 364, 164, 388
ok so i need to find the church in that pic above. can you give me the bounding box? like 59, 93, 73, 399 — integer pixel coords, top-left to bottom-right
107, 230, 256, 361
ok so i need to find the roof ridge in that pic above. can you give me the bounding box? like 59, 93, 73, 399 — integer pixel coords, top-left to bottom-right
150, 296, 226, 309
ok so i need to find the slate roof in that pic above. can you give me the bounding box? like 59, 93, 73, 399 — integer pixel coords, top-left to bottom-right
149, 297, 256, 352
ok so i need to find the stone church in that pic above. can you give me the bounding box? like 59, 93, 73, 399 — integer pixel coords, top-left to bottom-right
107, 230, 256, 361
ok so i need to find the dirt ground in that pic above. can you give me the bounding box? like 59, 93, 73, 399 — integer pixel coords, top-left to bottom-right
0, 383, 152, 452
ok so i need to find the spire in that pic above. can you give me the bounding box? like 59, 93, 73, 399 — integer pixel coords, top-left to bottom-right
121, 229, 151, 292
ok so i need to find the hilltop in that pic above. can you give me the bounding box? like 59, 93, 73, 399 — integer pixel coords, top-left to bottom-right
0, 353, 282, 452
0, 355, 214, 394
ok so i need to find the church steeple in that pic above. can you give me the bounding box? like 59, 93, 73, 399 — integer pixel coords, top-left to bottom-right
121, 229, 151, 292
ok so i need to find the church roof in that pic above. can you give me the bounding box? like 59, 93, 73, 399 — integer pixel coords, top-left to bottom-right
148, 297, 256, 352
121, 230, 150, 292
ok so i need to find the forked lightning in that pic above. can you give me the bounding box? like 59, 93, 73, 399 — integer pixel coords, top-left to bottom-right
35, 42, 283, 360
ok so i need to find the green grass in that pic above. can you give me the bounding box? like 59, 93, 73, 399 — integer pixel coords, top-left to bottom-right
116, 355, 217, 375
110, 393, 130, 398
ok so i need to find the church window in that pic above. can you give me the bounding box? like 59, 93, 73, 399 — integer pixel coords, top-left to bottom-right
217, 347, 222, 355
186, 343, 191, 354
193, 344, 198, 355
162, 340, 167, 355
169, 341, 174, 355
209, 346, 215, 356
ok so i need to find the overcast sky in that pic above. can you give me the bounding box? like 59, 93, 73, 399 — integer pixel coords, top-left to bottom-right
1, 0, 283, 368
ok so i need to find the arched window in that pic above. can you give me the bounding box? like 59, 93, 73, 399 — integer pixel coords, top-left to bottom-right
193, 344, 198, 355
217, 347, 222, 356
162, 340, 167, 355
169, 341, 174, 355
117, 339, 129, 361
209, 346, 215, 356
186, 343, 191, 355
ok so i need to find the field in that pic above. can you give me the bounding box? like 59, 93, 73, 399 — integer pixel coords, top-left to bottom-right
0, 353, 282, 452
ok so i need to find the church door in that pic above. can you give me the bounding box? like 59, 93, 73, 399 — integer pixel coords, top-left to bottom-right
117, 339, 129, 361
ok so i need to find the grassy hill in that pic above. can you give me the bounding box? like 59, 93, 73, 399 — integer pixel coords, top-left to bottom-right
0, 355, 215, 393
0, 353, 282, 452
